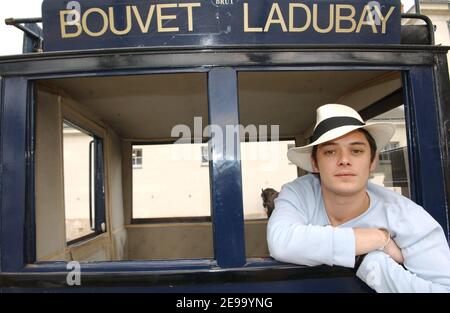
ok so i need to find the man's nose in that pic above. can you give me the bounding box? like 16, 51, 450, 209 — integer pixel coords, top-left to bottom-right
338, 151, 351, 166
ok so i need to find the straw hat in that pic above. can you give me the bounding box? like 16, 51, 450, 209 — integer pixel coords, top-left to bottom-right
287, 104, 396, 172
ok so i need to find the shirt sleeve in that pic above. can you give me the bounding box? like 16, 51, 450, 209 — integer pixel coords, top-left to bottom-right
356, 248, 450, 293
267, 183, 356, 268
355, 206, 450, 293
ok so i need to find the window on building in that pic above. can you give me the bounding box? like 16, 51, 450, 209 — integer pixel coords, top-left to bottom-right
379, 142, 400, 161
132, 148, 143, 169
384, 142, 400, 151
201, 145, 209, 166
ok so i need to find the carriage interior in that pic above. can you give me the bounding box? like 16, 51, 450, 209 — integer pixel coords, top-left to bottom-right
34, 70, 406, 263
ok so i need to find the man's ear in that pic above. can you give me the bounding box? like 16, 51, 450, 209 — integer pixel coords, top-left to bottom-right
369, 153, 378, 172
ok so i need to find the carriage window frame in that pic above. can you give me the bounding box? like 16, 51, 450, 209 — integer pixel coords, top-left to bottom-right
235, 69, 414, 260
130, 140, 213, 224
0, 58, 445, 288
62, 119, 107, 246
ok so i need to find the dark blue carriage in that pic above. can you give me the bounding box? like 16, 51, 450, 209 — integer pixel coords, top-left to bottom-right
0, 0, 449, 292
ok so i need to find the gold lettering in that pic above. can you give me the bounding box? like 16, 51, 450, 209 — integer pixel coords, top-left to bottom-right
264, 3, 287, 32
178, 3, 201, 32
313, 4, 334, 33
109, 6, 132, 35
82, 8, 108, 37
157, 4, 179, 32
60, 10, 82, 38
335, 4, 356, 33
244, 3, 262, 32
374, 6, 395, 34
132, 5, 155, 33
289, 3, 311, 32
356, 5, 378, 33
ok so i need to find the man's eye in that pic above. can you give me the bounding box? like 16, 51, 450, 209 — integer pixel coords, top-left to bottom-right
352, 149, 364, 154
324, 150, 335, 156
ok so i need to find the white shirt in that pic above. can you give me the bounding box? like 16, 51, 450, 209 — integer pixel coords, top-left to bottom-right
267, 174, 450, 292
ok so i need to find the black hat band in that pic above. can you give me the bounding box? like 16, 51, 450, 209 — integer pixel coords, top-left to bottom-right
311, 117, 365, 143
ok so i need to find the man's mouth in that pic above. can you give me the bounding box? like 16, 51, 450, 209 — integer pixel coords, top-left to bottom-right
335, 173, 356, 177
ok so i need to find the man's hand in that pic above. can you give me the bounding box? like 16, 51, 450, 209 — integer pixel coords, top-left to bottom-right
353, 228, 404, 264
354, 228, 389, 255
383, 236, 404, 264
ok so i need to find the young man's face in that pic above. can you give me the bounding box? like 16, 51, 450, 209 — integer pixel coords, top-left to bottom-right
312, 130, 377, 197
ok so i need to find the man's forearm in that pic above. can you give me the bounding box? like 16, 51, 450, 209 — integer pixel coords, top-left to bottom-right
268, 222, 356, 267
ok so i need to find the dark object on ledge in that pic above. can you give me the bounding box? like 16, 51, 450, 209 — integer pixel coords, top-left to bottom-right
261, 188, 279, 218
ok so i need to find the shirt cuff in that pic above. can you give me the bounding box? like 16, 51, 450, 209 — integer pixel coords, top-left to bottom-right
355, 250, 386, 284
332, 227, 356, 268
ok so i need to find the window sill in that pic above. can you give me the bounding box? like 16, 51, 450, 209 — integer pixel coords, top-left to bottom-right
131, 217, 212, 224
0, 258, 367, 290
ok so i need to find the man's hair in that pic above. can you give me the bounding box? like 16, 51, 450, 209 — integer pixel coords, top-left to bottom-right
311, 128, 378, 168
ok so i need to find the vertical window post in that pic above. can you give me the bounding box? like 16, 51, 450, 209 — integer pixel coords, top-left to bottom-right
404, 67, 448, 236
94, 138, 106, 233
0, 77, 28, 271
208, 68, 246, 268
89, 140, 95, 230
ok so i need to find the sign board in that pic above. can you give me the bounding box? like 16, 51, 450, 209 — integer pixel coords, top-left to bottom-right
42, 0, 402, 52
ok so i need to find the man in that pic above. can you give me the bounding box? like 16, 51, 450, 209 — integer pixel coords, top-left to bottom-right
267, 104, 450, 292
